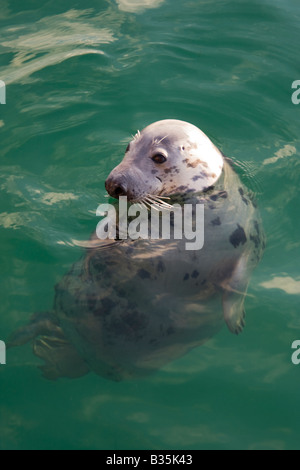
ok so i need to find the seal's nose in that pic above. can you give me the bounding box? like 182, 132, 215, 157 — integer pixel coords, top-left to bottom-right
105, 177, 128, 199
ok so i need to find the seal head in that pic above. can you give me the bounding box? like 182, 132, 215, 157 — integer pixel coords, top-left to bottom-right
105, 119, 224, 201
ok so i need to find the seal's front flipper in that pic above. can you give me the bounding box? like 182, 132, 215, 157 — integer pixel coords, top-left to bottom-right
7, 312, 63, 348
7, 313, 89, 380
34, 336, 90, 380
222, 256, 249, 335
223, 293, 246, 335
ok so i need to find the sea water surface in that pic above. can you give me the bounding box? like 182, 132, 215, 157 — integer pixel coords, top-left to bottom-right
0, 0, 300, 450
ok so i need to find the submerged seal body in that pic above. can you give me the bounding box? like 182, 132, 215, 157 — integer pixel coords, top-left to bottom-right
9, 120, 265, 381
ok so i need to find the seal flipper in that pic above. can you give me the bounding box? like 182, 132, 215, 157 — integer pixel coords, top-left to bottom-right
34, 336, 90, 380
7, 312, 63, 348
7, 312, 90, 380
222, 256, 249, 335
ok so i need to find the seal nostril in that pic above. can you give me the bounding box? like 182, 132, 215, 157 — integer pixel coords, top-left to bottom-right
114, 186, 126, 197
105, 177, 127, 198
156, 177, 162, 183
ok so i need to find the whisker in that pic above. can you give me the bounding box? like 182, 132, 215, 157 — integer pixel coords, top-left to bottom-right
148, 194, 172, 204
143, 198, 162, 212
146, 195, 174, 209
144, 196, 165, 207
154, 196, 171, 200
132, 130, 141, 142
144, 196, 173, 212
152, 200, 173, 209
141, 199, 153, 211
154, 135, 169, 145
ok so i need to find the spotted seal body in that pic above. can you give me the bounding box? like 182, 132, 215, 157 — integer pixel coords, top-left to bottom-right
8, 120, 265, 381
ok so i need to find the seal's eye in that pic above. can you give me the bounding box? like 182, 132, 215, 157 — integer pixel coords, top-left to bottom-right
152, 153, 167, 164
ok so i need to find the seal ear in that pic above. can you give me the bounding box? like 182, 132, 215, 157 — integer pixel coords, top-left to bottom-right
222, 256, 250, 335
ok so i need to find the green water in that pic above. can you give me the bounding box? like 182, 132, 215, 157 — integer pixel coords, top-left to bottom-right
0, 0, 300, 450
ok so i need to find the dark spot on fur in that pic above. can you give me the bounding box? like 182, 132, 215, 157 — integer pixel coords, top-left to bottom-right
201, 279, 207, 285
203, 185, 215, 193
191, 270, 199, 279
157, 260, 166, 273
229, 224, 247, 248
192, 175, 203, 181
250, 234, 260, 248
187, 160, 201, 168
138, 269, 151, 279
164, 168, 172, 174
239, 188, 249, 205
250, 222, 261, 248
211, 217, 221, 226
183, 273, 190, 281
97, 298, 116, 316
151, 169, 158, 174
122, 311, 148, 331
210, 191, 228, 201
177, 185, 188, 192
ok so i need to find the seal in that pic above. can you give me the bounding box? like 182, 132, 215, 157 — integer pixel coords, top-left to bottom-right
8, 119, 265, 381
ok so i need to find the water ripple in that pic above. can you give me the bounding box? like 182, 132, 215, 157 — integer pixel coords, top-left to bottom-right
0, 9, 117, 84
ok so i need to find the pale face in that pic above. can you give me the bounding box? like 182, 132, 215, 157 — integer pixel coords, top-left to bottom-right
105, 120, 224, 202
